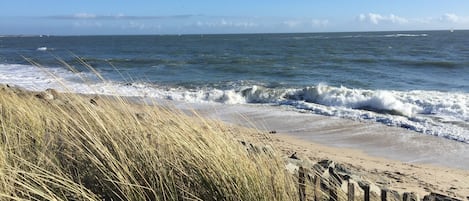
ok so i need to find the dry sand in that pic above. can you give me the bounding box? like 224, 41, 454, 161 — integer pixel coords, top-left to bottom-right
267, 134, 469, 199
181, 102, 469, 199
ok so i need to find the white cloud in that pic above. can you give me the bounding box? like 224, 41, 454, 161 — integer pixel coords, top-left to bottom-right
354, 12, 469, 31
364, 13, 382, 24
73, 13, 97, 19
73, 21, 102, 27
441, 13, 461, 23
221, 19, 228, 25
49, 13, 197, 20
235, 22, 257, 28
283, 20, 302, 28
389, 14, 408, 24
311, 19, 329, 27
358, 13, 408, 25
283, 18, 329, 28
195, 19, 257, 28
126, 21, 145, 30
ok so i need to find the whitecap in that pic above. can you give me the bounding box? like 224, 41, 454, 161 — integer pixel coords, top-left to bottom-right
37, 47, 48, 51
0, 63, 467, 142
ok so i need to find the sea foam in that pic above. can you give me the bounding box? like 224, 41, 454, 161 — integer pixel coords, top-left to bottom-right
37, 47, 48, 51
0, 63, 468, 142
384, 33, 428, 37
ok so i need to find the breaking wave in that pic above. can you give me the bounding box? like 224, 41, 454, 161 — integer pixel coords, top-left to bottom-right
0, 63, 468, 142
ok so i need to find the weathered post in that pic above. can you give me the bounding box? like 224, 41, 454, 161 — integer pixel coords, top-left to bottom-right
361, 184, 370, 201
403, 192, 419, 201
348, 182, 355, 201
299, 166, 306, 201
381, 189, 387, 201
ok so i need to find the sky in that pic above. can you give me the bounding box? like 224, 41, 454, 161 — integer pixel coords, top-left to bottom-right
1, 0, 469, 35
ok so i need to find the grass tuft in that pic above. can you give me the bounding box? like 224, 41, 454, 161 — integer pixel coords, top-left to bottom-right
0, 84, 298, 200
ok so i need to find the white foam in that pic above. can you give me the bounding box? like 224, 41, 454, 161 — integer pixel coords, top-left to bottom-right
384, 33, 428, 37
0, 63, 468, 142
337, 33, 428, 39
0, 64, 103, 93
36, 47, 48, 51
130, 84, 469, 142
295, 84, 420, 117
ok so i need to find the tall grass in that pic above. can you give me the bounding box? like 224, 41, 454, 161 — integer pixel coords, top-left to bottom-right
0, 84, 298, 200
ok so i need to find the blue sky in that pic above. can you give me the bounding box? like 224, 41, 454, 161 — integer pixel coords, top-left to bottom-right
1, 0, 469, 35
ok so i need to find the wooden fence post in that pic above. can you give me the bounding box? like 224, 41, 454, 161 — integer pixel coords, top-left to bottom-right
381, 189, 387, 201
299, 166, 306, 201
403, 192, 410, 201
361, 184, 370, 201
348, 182, 355, 201
403, 192, 419, 201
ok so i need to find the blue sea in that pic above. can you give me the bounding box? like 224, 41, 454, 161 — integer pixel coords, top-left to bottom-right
1, 31, 469, 143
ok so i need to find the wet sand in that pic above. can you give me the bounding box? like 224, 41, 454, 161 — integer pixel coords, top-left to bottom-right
176, 102, 469, 198
187, 103, 469, 169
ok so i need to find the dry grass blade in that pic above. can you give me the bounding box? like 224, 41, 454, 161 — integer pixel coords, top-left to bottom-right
0, 60, 299, 200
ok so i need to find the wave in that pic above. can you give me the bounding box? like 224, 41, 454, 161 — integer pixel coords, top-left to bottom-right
338, 33, 428, 39
283, 33, 429, 41
160, 85, 469, 142
121, 86, 469, 142
36, 46, 56, 51
0, 63, 468, 142
101, 83, 469, 142
37, 47, 48, 51
383, 33, 428, 37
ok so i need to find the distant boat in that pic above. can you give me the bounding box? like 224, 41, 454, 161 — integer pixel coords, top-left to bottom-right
450, 28, 454, 33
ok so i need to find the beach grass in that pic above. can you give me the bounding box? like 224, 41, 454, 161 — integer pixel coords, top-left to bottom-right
0, 85, 299, 200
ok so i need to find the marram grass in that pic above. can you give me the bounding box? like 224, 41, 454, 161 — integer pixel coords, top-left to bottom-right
0, 85, 298, 200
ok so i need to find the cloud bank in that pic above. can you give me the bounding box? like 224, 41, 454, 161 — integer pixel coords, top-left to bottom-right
43, 13, 333, 34
48, 13, 198, 20
354, 12, 469, 31
358, 13, 408, 25
10, 12, 469, 35
439, 13, 469, 24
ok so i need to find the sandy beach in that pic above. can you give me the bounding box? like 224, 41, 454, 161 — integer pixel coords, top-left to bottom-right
0, 85, 468, 200
266, 133, 469, 198
179, 102, 469, 199
3, 1, 469, 199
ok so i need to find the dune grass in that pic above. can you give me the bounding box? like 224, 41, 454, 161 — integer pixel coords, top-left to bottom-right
0, 84, 299, 200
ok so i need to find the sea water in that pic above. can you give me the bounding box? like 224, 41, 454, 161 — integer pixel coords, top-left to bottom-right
1, 31, 468, 145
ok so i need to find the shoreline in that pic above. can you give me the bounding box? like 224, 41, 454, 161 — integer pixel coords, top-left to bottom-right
183, 102, 469, 170
177, 102, 469, 198
265, 133, 469, 198
2, 86, 469, 199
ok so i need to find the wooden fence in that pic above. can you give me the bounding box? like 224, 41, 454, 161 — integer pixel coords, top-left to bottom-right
296, 165, 462, 201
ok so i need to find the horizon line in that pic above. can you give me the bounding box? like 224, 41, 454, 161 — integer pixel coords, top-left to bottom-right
1, 28, 465, 37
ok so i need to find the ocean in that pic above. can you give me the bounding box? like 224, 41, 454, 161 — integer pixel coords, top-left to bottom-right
1, 30, 469, 144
